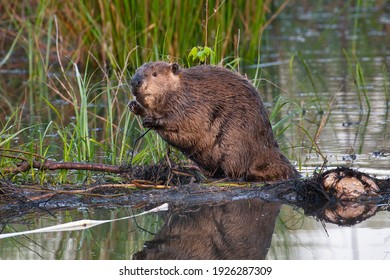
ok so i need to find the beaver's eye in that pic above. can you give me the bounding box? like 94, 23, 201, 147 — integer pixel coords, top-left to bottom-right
152, 72, 157, 77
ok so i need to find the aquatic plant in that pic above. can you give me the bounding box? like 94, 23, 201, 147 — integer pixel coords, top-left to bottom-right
0, 0, 278, 183
2, 0, 386, 184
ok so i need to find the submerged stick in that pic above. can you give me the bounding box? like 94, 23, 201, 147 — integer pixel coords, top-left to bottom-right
0, 203, 168, 240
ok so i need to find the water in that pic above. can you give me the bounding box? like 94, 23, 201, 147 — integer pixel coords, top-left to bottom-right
258, 2, 390, 178
270, 207, 390, 259
1, 200, 389, 260
1, 2, 390, 259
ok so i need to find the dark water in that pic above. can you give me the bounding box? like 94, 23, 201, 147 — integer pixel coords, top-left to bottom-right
1, 2, 390, 259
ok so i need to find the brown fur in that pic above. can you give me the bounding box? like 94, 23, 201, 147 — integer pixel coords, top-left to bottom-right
133, 199, 280, 260
130, 62, 298, 181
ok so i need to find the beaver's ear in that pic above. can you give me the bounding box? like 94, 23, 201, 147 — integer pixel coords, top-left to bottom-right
171, 63, 180, 75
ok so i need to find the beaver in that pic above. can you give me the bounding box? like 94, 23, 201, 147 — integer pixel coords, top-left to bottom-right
134, 199, 280, 259
129, 61, 298, 181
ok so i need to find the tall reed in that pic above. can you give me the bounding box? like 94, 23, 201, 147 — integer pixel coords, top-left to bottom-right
1, 0, 272, 69
0, 0, 291, 183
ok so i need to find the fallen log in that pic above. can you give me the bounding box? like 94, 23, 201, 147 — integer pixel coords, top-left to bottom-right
1, 163, 389, 227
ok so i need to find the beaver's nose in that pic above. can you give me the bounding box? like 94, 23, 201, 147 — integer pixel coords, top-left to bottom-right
131, 74, 142, 88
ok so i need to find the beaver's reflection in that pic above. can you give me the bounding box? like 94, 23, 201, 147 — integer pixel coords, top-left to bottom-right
134, 199, 280, 260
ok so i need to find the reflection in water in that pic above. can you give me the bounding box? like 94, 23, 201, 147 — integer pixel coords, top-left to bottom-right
0, 208, 163, 260
269, 205, 390, 260
0, 189, 389, 259
320, 202, 378, 226
1, 165, 389, 260
134, 199, 280, 260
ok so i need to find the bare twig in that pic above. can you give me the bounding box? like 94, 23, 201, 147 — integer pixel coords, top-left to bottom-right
3, 158, 125, 174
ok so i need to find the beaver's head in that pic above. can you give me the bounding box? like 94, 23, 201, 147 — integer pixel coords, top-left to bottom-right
130, 62, 181, 110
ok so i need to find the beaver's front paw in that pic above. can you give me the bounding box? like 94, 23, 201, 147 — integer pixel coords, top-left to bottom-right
142, 117, 163, 129
128, 100, 145, 116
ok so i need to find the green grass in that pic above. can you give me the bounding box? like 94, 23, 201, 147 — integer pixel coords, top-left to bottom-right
0, 0, 280, 184
1, 0, 271, 70
1, 0, 386, 184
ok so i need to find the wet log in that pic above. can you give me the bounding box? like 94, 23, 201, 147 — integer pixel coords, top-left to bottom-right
1, 164, 389, 226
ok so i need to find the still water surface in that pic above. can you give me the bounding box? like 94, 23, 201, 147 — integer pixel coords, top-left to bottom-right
1, 3, 390, 259
1, 202, 389, 260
